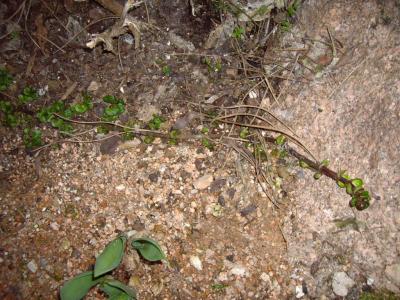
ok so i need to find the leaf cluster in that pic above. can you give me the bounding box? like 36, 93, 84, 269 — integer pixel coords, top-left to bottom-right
0, 68, 13, 92
60, 235, 166, 300
102, 95, 126, 121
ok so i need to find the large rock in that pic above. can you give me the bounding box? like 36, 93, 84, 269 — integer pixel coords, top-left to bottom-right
278, 0, 400, 296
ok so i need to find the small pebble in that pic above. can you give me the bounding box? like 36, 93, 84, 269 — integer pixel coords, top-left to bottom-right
27, 260, 38, 273
190, 255, 203, 271
193, 174, 213, 190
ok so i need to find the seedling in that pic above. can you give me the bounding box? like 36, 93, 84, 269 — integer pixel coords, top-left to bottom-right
239, 127, 249, 139
272, 134, 288, 158
70, 93, 93, 115
232, 26, 245, 39
122, 120, 137, 141
0, 101, 20, 127
162, 65, 172, 77
287, 0, 299, 18
102, 95, 125, 121
0, 68, 13, 91
201, 137, 214, 150
23, 128, 42, 149
280, 19, 292, 31
168, 129, 180, 145
147, 114, 165, 130
60, 235, 166, 300
18, 86, 38, 103
201, 126, 209, 134
37, 100, 73, 133
204, 57, 222, 73
279, 0, 299, 32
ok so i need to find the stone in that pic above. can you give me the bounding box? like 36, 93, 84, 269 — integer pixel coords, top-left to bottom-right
385, 264, 400, 287
193, 174, 213, 190
230, 264, 248, 277
189, 255, 202, 271
27, 260, 38, 273
332, 272, 355, 297
295, 285, 305, 298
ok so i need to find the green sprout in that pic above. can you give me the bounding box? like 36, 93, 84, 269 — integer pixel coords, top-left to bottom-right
148, 114, 165, 130
23, 128, 42, 149
18, 86, 38, 103
201, 126, 209, 134
0, 68, 13, 91
70, 94, 93, 114
162, 65, 172, 77
239, 127, 249, 139
102, 95, 125, 121
280, 19, 292, 31
287, 0, 299, 17
275, 134, 286, 146
168, 129, 180, 145
37, 100, 73, 133
204, 57, 222, 73
232, 26, 245, 39
201, 137, 214, 150
122, 120, 137, 141
0, 101, 18, 127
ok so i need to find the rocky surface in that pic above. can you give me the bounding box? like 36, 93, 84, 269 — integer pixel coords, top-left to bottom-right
277, 0, 400, 297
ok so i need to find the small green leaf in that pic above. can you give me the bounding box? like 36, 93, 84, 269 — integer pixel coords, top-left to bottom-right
349, 197, 357, 208
94, 236, 127, 277
345, 183, 353, 195
102, 278, 137, 299
131, 237, 166, 262
143, 135, 155, 144
103, 95, 118, 104
320, 159, 329, 167
275, 134, 286, 146
201, 127, 209, 134
239, 127, 249, 139
162, 65, 172, 76
351, 178, 364, 188
60, 271, 104, 300
299, 160, 309, 168
313, 172, 322, 180
201, 137, 214, 150
337, 180, 345, 188
72, 103, 89, 114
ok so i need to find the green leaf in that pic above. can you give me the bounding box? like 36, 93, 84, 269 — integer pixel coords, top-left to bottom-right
104, 105, 120, 117
299, 160, 309, 168
0, 101, 13, 113
275, 134, 286, 146
131, 237, 166, 262
103, 95, 118, 104
313, 172, 322, 180
337, 180, 345, 188
94, 236, 127, 277
345, 183, 353, 195
239, 127, 249, 139
351, 178, 364, 188
72, 103, 89, 114
60, 271, 104, 300
320, 159, 329, 167
101, 278, 137, 299
162, 65, 172, 76
0, 68, 13, 91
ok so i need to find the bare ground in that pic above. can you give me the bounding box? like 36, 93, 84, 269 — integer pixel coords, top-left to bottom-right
0, 0, 399, 299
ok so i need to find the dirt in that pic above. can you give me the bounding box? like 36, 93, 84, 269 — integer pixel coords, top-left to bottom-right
0, 0, 399, 299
